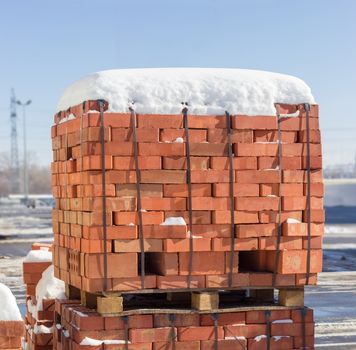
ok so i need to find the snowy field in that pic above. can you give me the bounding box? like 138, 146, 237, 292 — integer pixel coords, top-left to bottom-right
0, 203, 356, 349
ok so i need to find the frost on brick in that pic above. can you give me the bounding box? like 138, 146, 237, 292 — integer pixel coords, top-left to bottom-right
0, 282, 23, 321
23, 249, 52, 263
57, 68, 315, 116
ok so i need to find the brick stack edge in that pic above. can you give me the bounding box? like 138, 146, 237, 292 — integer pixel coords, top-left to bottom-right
51, 101, 324, 292
23, 243, 55, 350
54, 299, 315, 350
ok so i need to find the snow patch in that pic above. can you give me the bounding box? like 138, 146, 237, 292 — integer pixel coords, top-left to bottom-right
272, 319, 293, 324
57, 68, 315, 116
286, 218, 301, 224
34, 324, 53, 334
80, 337, 129, 346
254, 335, 267, 342
0, 283, 23, 320
160, 217, 187, 226
173, 137, 184, 143
23, 250, 52, 263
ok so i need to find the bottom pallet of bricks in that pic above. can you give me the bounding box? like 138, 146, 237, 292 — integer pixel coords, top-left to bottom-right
54, 299, 314, 350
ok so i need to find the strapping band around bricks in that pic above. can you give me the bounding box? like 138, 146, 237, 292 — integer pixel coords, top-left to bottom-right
305, 103, 312, 285
211, 313, 219, 350
225, 111, 236, 288
122, 315, 129, 350
168, 314, 177, 350
301, 307, 307, 349
183, 106, 194, 289
130, 107, 146, 289
272, 105, 283, 287
264, 310, 271, 350
98, 99, 108, 291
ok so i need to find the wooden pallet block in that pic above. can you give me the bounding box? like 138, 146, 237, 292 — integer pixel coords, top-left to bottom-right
278, 287, 304, 307
191, 291, 219, 311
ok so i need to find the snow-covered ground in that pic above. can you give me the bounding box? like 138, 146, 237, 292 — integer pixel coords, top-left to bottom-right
0, 204, 355, 348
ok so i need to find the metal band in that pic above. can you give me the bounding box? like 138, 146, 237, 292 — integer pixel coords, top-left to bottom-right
183, 107, 194, 289
98, 99, 108, 291
212, 313, 219, 350
130, 108, 146, 289
122, 316, 129, 350
301, 307, 307, 349
265, 310, 271, 350
304, 103, 312, 285
272, 107, 283, 287
225, 111, 236, 288
169, 314, 177, 350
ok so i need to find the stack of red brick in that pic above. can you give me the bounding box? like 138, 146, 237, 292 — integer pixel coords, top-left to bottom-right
54, 298, 314, 350
23, 243, 55, 350
51, 101, 324, 293
0, 320, 24, 350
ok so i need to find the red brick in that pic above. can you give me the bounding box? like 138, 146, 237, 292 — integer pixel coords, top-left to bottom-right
212, 211, 259, 224
81, 239, 112, 253
302, 156, 323, 169
210, 156, 257, 170
142, 225, 187, 239
114, 239, 162, 252
304, 209, 325, 223
236, 143, 278, 156
111, 275, 157, 291
154, 341, 200, 350
299, 129, 321, 143
254, 130, 297, 143
246, 309, 291, 323
0, 321, 24, 337
193, 224, 231, 238
139, 143, 185, 156
200, 312, 245, 326
232, 116, 277, 130
205, 273, 249, 288
177, 326, 224, 341
113, 156, 161, 170
212, 238, 258, 251
258, 156, 301, 170
165, 211, 211, 224
282, 223, 324, 236
248, 336, 293, 350
282, 197, 323, 210
104, 314, 153, 330
116, 184, 163, 197
213, 183, 259, 197
283, 169, 323, 183
191, 197, 230, 210
163, 184, 211, 197
141, 198, 186, 210
179, 252, 225, 275
85, 112, 131, 128
163, 238, 211, 252
291, 308, 314, 323
303, 236, 323, 249
141, 170, 186, 184
225, 324, 266, 338
137, 114, 183, 128
188, 115, 225, 128
259, 236, 303, 250
191, 170, 231, 183
154, 314, 200, 327
236, 224, 277, 238
84, 253, 137, 278
190, 143, 228, 156
111, 127, 159, 142
208, 129, 253, 143
148, 253, 178, 275
162, 156, 209, 170
202, 339, 247, 350
280, 116, 319, 130
157, 275, 205, 289
160, 129, 207, 142
235, 197, 279, 211
236, 170, 280, 183
114, 211, 164, 225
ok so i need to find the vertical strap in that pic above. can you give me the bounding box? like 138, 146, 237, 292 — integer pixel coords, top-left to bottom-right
98, 99, 108, 291
304, 103, 312, 285
272, 107, 283, 287
122, 316, 129, 350
211, 313, 219, 350
225, 111, 236, 288
168, 314, 176, 350
301, 307, 307, 350
182, 106, 194, 289
264, 310, 271, 350
130, 107, 145, 289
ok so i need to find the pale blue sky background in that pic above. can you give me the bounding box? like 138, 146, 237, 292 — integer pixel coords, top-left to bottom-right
0, 0, 355, 166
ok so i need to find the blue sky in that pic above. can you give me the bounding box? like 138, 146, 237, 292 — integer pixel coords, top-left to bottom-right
0, 0, 355, 166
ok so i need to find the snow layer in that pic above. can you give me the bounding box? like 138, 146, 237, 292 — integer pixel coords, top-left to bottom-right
31, 265, 65, 319
23, 250, 52, 263
80, 337, 128, 345
0, 283, 23, 320
57, 68, 315, 115
160, 217, 187, 226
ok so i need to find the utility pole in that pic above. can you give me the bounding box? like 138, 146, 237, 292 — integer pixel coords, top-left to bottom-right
10, 89, 20, 193
17, 98, 32, 204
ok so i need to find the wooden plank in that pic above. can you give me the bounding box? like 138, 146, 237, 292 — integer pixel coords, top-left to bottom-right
191, 291, 219, 311
250, 289, 275, 302
278, 288, 304, 307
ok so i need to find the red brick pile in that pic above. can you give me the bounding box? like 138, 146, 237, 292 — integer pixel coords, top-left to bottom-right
0, 320, 24, 350
54, 298, 314, 350
23, 243, 55, 350
51, 101, 324, 293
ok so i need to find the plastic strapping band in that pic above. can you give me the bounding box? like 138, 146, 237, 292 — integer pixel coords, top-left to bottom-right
301, 307, 307, 350
122, 316, 129, 350
225, 111, 236, 288
98, 99, 108, 292
212, 313, 219, 350
265, 310, 271, 350
168, 314, 177, 350
183, 107, 194, 289
272, 107, 283, 287
304, 103, 312, 285
130, 107, 145, 289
